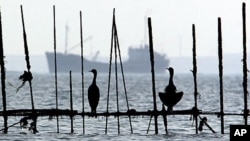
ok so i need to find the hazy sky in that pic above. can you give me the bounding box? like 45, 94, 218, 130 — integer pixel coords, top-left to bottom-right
0, 0, 249, 59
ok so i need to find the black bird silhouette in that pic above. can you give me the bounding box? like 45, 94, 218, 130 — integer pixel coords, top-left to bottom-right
88, 69, 100, 114
159, 67, 183, 112
164, 67, 176, 93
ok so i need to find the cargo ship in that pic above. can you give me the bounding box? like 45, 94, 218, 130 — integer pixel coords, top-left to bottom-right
45, 44, 170, 73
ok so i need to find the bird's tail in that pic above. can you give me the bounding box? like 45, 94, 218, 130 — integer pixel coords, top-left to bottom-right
91, 109, 96, 114
167, 106, 173, 113
91, 109, 97, 118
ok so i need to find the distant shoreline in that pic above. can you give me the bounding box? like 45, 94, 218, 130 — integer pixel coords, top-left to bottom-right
4, 53, 249, 74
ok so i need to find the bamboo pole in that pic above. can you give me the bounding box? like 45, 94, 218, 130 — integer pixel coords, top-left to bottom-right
217, 17, 224, 134
162, 104, 168, 134
1, 109, 247, 117
147, 17, 158, 134
242, 2, 248, 125
114, 20, 120, 134
105, 9, 132, 134
192, 24, 198, 134
114, 17, 133, 134
53, 5, 59, 133
105, 8, 115, 134
69, 71, 74, 133
79, 11, 85, 134
20, 5, 38, 133
146, 115, 153, 134
198, 115, 216, 133
20, 5, 34, 109
0, 9, 8, 133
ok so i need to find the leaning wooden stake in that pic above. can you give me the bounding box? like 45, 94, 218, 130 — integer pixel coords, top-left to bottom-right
20, 4, 34, 121
113, 15, 120, 134
0, 9, 8, 133
192, 24, 198, 134
53, 5, 59, 133
20, 5, 37, 133
148, 17, 158, 134
114, 18, 133, 134
114, 26, 120, 134
113, 11, 133, 134
20, 5, 33, 109
242, 2, 248, 125
162, 104, 168, 134
79, 11, 85, 134
105, 9, 114, 134
105, 9, 133, 134
217, 17, 224, 134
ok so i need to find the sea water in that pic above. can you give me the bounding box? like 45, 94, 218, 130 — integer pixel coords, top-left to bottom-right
0, 72, 250, 140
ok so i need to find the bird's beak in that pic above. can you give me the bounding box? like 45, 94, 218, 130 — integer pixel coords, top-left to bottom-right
166, 67, 169, 70
89, 70, 92, 72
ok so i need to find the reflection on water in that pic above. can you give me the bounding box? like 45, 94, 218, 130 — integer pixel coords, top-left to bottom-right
1, 72, 249, 140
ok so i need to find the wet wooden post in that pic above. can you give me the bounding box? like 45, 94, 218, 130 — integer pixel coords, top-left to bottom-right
217, 17, 224, 134
53, 5, 59, 133
0, 9, 8, 133
105, 8, 133, 134
114, 15, 133, 134
105, 9, 115, 135
242, 2, 248, 125
162, 105, 168, 134
115, 32, 120, 134
148, 17, 158, 134
105, 9, 133, 134
192, 24, 198, 134
79, 11, 85, 134
113, 9, 120, 134
21, 5, 34, 110
20, 5, 38, 133
69, 71, 74, 133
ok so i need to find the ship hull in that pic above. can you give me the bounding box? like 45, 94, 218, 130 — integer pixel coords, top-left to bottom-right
45, 52, 169, 73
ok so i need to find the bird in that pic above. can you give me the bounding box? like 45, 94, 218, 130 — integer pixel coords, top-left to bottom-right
159, 67, 183, 112
88, 69, 100, 114
164, 67, 176, 93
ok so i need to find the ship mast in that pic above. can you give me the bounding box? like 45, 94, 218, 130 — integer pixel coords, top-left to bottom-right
144, 15, 147, 46
64, 24, 69, 55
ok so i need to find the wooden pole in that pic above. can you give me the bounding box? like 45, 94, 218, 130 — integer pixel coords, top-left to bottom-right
0, 9, 8, 133
20, 5, 34, 109
105, 8, 115, 134
114, 22, 120, 134
20, 6, 31, 72
147, 17, 158, 134
20, 5, 38, 133
192, 24, 198, 134
242, 2, 248, 125
114, 17, 133, 134
217, 17, 224, 134
79, 11, 85, 134
53, 5, 59, 133
69, 71, 74, 133
162, 104, 168, 134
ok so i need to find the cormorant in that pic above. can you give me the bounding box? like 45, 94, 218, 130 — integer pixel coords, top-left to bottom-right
88, 69, 100, 114
164, 67, 176, 93
159, 67, 183, 112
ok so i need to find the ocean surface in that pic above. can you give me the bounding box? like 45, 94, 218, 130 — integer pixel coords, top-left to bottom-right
0, 72, 250, 140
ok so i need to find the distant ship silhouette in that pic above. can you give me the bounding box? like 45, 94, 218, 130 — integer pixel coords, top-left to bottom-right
45, 44, 170, 73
